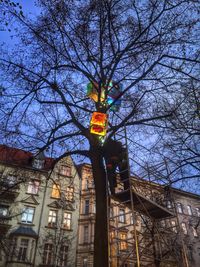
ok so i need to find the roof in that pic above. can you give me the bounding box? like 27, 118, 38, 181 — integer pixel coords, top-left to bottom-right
10, 226, 38, 238
78, 163, 200, 199
0, 144, 54, 171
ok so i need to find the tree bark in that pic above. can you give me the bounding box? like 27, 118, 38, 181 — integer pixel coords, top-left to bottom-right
90, 147, 109, 267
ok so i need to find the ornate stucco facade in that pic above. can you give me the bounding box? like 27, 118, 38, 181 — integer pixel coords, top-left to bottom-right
76, 164, 200, 267
0, 145, 80, 267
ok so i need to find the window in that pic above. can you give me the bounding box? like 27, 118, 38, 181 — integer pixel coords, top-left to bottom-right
85, 179, 89, 190
187, 205, 192, 216
59, 245, 68, 267
83, 257, 88, 267
17, 239, 29, 262
83, 225, 89, 243
188, 246, 193, 261
51, 183, 60, 198
84, 199, 90, 214
48, 210, 58, 227
195, 208, 200, 217
66, 187, 74, 201
21, 207, 35, 223
43, 243, 53, 265
60, 165, 71, 176
120, 233, 127, 250
176, 203, 183, 214
7, 175, 17, 186
10, 238, 17, 260
119, 209, 125, 223
110, 206, 114, 218
160, 220, 166, 228
181, 222, 188, 235
91, 180, 94, 188
171, 220, 177, 233
63, 212, 72, 230
27, 180, 39, 194
110, 231, 115, 240
130, 215, 135, 225
0, 206, 8, 217
93, 201, 96, 213
166, 200, 172, 209
32, 159, 43, 169
192, 227, 198, 237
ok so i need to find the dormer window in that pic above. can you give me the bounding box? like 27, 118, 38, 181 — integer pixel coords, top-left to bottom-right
59, 165, 71, 177
32, 151, 45, 169
32, 159, 44, 169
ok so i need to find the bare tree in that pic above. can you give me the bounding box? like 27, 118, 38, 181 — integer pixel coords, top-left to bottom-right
0, 1, 200, 266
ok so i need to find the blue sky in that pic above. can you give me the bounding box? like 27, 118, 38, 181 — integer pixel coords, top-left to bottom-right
0, 0, 39, 45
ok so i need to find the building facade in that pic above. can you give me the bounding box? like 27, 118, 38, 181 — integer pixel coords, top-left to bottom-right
0, 146, 199, 267
76, 164, 200, 267
0, 145, 80, 267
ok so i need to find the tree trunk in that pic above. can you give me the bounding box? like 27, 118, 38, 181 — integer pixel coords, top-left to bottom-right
90, 147, 109, 267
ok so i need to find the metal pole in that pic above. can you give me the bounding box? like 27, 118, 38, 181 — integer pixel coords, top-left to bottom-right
124, 126, 140, 267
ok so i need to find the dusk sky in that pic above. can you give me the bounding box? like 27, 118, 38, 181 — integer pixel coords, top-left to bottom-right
0, 0, 39, 45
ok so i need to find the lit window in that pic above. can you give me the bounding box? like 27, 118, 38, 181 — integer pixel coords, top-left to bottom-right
63, 212, 72, 230
66, 187, 74, 201
195, 208, 200, 217
48, 210, 57, 227
83, 257, 88, 267
181, 222, 188, 235
187, 205, 192, 216
192, 227, 198, 237
83, 225, 89, 243
171, 220, 177, 233
59, 245, 68, 267
176, 203, 183, 214
27, 180, 39, 194
120, 233, 127, 250
84, 199, 90, 214
17, 239, 29, 262
119, 209, 125, 223
110, 231, 115, 240
51, 183, 60, 198
0, 206, 9, 217
21, 207, 35, 223
43, 243, 53, 265
60, 165, 71, 176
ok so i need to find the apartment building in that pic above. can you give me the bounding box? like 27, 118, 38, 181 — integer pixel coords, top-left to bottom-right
0, 145, 80, 267
76, 164, 200, 267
